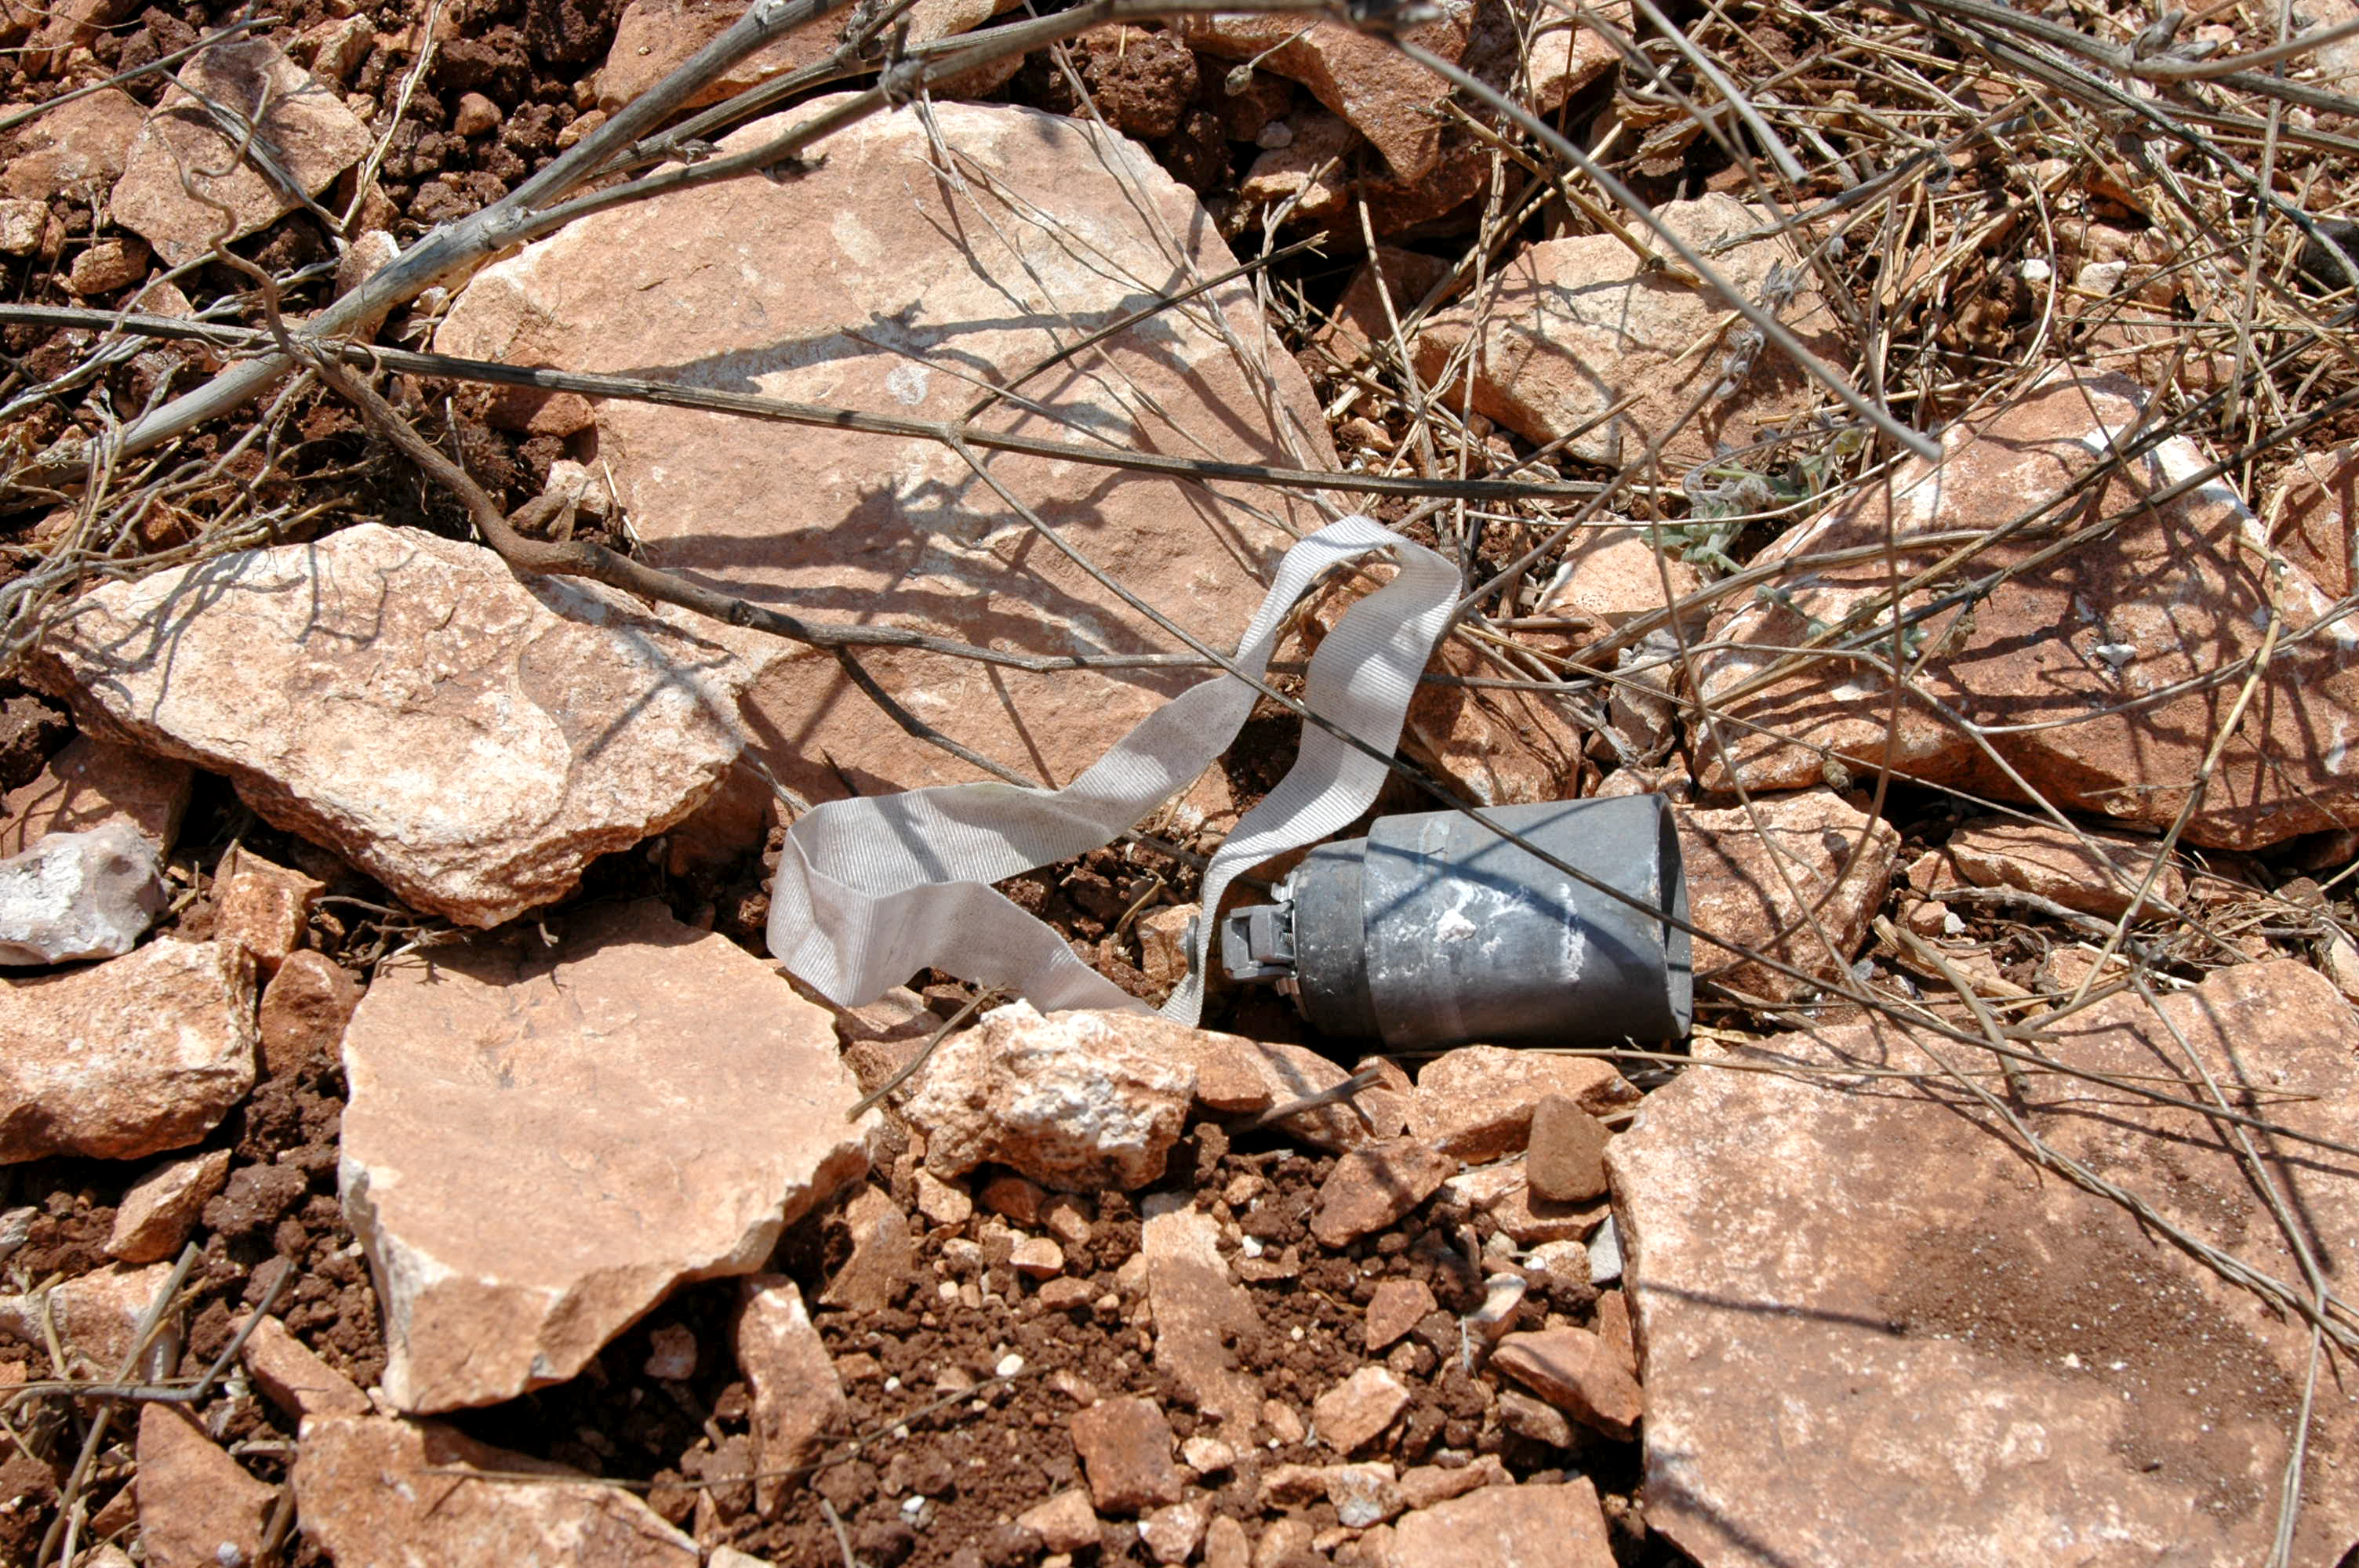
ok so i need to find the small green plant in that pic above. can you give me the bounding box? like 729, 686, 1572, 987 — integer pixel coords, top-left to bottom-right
1674, 426, 1866, 576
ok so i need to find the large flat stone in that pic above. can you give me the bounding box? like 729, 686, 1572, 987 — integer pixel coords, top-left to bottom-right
28, 524, 761, 927
1692, 373, 2359, 850
1610, 960, 2359, 1565
1678, 788, 1899, 1004
0, 938, 255, 1163
0, 85, 144, 201
1414, 194, 1848, 470
294, 1415, 699, 1566
110, 39, 369, 265
1408, 1044, 1637, 1160
1387, 1478, 1616, 1567
434, 97, 1332, 809
1140, 1196, 1263, 1446
339, 900, 871, 1411
595, 0, 1018, 111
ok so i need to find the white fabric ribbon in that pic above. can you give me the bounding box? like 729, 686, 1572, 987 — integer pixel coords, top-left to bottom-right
766, 515, 1460, 1023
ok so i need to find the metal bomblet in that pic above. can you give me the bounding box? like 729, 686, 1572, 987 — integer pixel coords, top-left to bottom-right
1219, 796, 1692, 1051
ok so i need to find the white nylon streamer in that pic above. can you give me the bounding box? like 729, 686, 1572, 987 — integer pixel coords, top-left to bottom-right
766, 516, 1460, 1023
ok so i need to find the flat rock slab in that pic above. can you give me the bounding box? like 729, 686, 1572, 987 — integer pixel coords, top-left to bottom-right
1946, 818, 2185, 920
434, 97, 1332, 808
1414, 194, 1848, 470
29, 524, 761, 927
1610, 959, 2359, 1565
1387, 1478, 1616, 1568
1408, 1044, 1638, 1160
137, 1403, 274, 1568
1693, 373, 2359, 850
1678, 787, 1899, 1003
596, 0, 1014, 111
339, 900, 871, 1411
1140, 1197, 1263, 1445
1, 85, 144, 201
294, 1415, 699, 1566
0, 938, 255, 1162
110, 39, 369, 265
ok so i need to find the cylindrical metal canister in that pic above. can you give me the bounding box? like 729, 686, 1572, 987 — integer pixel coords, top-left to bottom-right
1222, 796, 1690, 1049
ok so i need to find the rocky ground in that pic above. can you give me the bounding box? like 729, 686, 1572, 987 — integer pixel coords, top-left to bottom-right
5, 0, 2359, 1563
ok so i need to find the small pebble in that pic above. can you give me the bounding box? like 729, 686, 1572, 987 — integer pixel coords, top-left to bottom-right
642, 1323, 696, 1381
453, 92, 500, 137
1590, 1216, 1623, 1284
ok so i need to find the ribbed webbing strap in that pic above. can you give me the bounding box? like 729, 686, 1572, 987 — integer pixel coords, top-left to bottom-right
766, 516, 1459, 1022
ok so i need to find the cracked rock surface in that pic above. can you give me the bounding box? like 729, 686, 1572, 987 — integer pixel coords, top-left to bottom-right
29, 524, 764, 927
339, 900, 871, 1411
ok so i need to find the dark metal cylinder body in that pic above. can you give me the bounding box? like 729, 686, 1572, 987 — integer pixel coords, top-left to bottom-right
1280, 796, 1690, 1049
